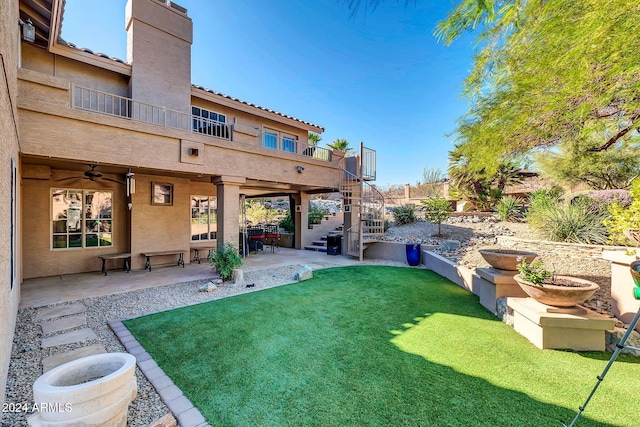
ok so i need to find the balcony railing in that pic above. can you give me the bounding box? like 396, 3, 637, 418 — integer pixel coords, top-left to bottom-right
71, 86, 333, 162
259, 131, 333, 162
71, 85, 231, 140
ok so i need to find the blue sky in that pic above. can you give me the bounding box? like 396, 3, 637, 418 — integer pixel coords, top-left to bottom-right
61, 0, 476, 187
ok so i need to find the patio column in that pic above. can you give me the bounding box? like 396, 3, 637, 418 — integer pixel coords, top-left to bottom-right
292, 192, 310, 249
213, 176, 245, 252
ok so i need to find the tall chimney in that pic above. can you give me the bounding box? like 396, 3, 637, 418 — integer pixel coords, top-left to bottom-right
126, 0, 192, 113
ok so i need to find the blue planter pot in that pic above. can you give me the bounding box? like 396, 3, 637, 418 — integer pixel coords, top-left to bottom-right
405, 243, 421, 266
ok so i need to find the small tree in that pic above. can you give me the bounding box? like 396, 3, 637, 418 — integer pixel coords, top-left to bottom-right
421, 196, 452, 236
209, 242, 242, 281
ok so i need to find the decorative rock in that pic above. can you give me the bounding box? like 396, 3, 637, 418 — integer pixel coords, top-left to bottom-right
295, 265, 313, 281
214, 278, 223, 285
497, 297, 514, 326
149, 413, 177, 427
606, 327, 640, 356
440, 240, 461, 252
233, 269, 244, 286
198, 282, 217, 293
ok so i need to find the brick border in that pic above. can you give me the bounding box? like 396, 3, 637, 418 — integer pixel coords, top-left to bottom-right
108, 320, 211, 427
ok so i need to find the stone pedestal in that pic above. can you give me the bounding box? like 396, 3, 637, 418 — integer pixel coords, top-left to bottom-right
474, 268, 528, 315
602, 249, 640, 332
507, 297, 615, 351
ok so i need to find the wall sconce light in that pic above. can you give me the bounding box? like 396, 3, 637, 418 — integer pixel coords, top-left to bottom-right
188, 147, 199, 156
126, 170, 136, 197
20, 19, 36, 43
296, 165, 304, 174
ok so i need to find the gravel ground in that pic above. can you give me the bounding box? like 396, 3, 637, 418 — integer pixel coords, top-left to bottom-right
382, 216, 614, 317
2, 260, 408, 427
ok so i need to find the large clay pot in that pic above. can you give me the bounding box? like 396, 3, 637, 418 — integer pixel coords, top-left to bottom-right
513, 274, 599, 307
479, 249, 537, 271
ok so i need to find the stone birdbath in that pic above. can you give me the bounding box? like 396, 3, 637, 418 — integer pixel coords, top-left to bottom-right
478, 248, 538, 271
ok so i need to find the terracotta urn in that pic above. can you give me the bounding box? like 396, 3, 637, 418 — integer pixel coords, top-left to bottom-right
479, 249, 538, 271
513, 274, 599, 307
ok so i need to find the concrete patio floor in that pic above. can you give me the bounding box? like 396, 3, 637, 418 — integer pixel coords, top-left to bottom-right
19, 248, 363, 309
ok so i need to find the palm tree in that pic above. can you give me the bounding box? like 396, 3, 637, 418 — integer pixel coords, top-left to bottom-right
308, 132, 322, 147
328, 138, 353, 156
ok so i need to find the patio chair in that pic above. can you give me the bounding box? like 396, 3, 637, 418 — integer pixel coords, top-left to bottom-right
264, 224, 281, 252
247, 226, 265, 254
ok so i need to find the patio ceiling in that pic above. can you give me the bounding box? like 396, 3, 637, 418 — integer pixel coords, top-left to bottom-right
19, 0, 53, 48
21, 157, 338, 196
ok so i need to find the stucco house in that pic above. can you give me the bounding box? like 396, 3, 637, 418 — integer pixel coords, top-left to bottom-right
0, 0, 387, 408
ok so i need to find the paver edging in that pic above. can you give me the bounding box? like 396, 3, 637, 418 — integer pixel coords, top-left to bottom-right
108, 320, 209, 427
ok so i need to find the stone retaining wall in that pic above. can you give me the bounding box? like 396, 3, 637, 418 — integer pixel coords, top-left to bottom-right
496, 236, 629, 261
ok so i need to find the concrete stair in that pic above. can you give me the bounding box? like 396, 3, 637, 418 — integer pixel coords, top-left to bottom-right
303, 211, 343, 251
305, 236, 330, 253
304, 225, 344, 253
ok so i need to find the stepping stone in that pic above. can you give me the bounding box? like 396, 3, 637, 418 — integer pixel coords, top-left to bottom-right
41, 328, 97, 348
41, 344, 106, 373
35, 303, 86, 321
41, 314, 86, 335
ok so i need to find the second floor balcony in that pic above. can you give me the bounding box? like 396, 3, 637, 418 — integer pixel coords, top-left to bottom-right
72, 85, 333, 162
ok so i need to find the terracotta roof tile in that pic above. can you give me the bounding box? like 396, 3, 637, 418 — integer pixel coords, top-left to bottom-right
192, 85, 324, 131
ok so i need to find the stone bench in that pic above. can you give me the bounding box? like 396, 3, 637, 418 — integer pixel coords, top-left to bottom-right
141, 250, 185, 271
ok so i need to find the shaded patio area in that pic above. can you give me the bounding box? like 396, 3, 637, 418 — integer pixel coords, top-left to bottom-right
19, 248, 363, 309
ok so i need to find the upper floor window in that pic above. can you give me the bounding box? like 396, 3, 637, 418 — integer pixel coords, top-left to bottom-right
192, 107, 228, 138
51, 189, 113, 250
264, 131, 278, 149
263, 129, 297, 153
282, 136, 296, 153
191, 196, 217, 241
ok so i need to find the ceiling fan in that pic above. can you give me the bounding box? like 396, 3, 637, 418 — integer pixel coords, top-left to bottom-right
55, 164, 124, 184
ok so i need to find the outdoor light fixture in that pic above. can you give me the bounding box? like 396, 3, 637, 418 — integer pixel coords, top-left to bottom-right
188, 147, 199, 156
20, 19, 35, 43
126, 169, 136, 197
296, 165, 304, 174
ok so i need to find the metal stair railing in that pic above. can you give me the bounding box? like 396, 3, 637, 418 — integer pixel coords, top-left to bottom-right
338, 151, 384, 261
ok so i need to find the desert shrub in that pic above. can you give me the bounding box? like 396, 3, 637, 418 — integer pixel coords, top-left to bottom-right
495, 196, 524, 221
590, 189, 632, 207
209, 242, 242, 281
525, 187, 564, 229
604, 179, 640, 245
384, 219, 391, 232
392, 205, 416, 225
528, 203, 608, 244
572, 190, 631, 215
245, 200, 279, 225
278, 211, 294, 233
420, 196, 452, 236
308, 206, 328, 225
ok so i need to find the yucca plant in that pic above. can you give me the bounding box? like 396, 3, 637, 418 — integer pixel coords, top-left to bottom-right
528, 203, 608, 244
495, 196, 524, 221
525, 187, 564, 229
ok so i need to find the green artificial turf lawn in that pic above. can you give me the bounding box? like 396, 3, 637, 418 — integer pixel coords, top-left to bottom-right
124, 266, 640, 426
